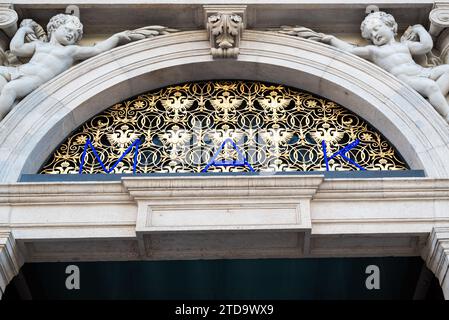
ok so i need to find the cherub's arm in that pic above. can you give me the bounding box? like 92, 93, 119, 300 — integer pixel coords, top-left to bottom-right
72, 33, 125, 60
405, 24, 433, 55
323, 35, 372, 60
9, 23, 36, 57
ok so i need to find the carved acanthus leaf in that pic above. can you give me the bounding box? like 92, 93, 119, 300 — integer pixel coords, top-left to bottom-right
207, 12, 243, 59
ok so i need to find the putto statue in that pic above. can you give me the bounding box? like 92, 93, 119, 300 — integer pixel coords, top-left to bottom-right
279, 11, 449, 123
0, 14, 177, 121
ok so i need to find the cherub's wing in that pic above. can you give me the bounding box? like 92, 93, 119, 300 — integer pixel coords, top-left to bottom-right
0, 49, 9, 66
400, 26, 418, 43
400, 27, 442, 66
3, 20, 48, 66
20, 20, 48, 43
125, 26, 180, 41
274, 26, 327, 42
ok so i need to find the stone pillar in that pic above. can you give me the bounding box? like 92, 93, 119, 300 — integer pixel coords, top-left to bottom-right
422, 227, 449, 299
0, 231, 24, 299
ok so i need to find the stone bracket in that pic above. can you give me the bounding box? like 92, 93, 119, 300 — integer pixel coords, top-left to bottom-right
0, 230, 24, 299
421, 226, 449, 299
204, 5, 246, 59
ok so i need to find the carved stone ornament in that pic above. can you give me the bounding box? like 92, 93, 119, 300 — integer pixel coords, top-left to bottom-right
429, 7, 449, 37
0, 7, 18, 37
277, 11, 449, 124
0, 13, 178, 122
431, 5, 449, 64
207, 12, 243, 59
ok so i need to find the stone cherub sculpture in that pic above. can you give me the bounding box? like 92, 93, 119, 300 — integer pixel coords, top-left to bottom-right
0, 13, 177, 121
279, 11, 449, 123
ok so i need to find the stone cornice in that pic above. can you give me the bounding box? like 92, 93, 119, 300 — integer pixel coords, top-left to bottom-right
0, 176, 448, 203
122, 175, 324, 200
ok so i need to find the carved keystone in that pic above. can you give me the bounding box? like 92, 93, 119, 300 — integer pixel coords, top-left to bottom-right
204, 5, 246, 59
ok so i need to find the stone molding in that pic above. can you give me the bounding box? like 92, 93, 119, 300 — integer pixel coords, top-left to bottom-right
0, 175, 448, 245
0, 31, 449, 182
422, 226, 449, 299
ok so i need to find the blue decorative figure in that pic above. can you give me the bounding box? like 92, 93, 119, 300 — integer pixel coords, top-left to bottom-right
202, 138, 255, 172
322, 139, 365, 171
79, 138, 141, 174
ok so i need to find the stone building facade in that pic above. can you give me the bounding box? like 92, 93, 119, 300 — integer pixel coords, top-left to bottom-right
1, 0, 449, 299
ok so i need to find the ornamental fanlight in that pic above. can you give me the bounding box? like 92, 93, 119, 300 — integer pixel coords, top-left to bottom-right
40, 81, 408, 174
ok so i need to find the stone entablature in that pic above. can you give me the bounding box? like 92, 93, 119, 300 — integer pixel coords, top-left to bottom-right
0, 175, 447, 262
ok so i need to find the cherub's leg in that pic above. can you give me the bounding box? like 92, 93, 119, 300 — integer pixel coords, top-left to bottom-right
0, 66, 10, 93
401, 76, 449, 122
429, 65, 449, 96
0, 76, 41, 120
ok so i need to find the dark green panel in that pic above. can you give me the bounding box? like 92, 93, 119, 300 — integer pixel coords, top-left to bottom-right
3, 257, 444, 300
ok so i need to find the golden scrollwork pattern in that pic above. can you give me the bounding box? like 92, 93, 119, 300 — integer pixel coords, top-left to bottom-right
39, 80, 408, 174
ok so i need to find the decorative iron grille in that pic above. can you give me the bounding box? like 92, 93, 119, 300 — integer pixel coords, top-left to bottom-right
40, 80, 408, 174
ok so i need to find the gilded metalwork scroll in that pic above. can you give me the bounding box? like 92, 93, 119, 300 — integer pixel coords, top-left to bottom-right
39, 81, 408, 174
